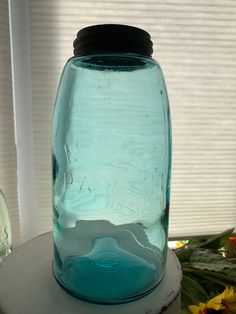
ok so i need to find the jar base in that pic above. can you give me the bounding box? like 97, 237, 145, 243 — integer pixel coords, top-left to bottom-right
53, 220, 166, 304
53, 262, 165, 304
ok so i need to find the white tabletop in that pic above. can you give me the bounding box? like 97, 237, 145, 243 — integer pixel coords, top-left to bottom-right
0, 232, 181, 314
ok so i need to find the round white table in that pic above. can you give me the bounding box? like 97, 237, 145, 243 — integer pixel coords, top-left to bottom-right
0, 233, 182, 314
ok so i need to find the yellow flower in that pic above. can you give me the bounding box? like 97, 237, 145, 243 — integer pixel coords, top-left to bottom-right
176, 241, 185, 248
189, 302, 208, 314
207, 286, 236, 313
206, 297, 225, 311
189, 287, 236, 314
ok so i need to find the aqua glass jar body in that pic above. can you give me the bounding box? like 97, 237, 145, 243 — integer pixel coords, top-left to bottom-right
52, 52, 171, 304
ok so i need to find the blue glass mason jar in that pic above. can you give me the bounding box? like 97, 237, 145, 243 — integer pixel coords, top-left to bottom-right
52, 24, 171, 304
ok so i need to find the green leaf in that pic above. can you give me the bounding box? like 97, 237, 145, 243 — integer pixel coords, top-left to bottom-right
224, 268, 236, 277
200, 228, 234, 249
182, 268, 221, 296
198, 276, 223, 296
227, 257, 236, 262
175, 247, 195, 263
186, 239, 206, 249
176, 228, 236, 311
181, 308, 191, 314
183, 267, 236, 285
189, 248, 236, 272
200, 274, 232, 287
181, 274, 208, 308
185, 228, 234, 251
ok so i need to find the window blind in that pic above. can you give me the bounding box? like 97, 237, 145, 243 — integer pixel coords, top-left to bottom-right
7, 0, 236, 240
0, 0, 20, 246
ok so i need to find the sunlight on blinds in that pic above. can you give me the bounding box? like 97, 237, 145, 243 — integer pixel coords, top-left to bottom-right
29, 0, 236, 237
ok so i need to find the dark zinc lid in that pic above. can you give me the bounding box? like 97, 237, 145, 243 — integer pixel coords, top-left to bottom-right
73, 24, 153, 57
